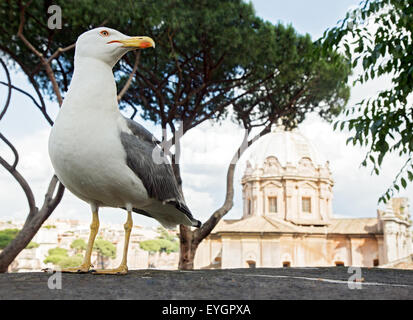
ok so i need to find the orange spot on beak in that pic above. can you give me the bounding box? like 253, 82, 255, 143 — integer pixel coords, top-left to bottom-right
140, 41, 153, 48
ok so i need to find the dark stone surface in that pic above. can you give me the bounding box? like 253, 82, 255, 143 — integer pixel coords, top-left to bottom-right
0, 267, 412, 300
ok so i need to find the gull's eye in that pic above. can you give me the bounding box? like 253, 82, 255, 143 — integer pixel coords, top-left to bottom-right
100, 30, 109, 37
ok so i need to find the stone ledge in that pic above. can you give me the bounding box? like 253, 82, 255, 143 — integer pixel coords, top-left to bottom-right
1, 267, 412, 300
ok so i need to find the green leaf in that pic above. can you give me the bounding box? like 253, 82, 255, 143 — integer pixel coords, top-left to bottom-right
401, 177, 407, 189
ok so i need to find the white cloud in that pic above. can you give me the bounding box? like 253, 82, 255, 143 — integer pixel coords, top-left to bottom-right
182, 187, 216, 222
179, 120, 245, 166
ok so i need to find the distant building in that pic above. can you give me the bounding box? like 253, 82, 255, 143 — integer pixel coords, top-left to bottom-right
195, 127, 413, 269
3, 219, 178, 272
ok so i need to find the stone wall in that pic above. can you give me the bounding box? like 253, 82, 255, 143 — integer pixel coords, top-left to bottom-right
195, 233, 382, 269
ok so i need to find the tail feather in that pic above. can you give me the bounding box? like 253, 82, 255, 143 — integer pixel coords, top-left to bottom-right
129, 202, 202, 229
167, 200, 202, 228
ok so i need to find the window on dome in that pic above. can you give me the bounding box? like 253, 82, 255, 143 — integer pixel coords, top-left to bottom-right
247, 199, 252, 215
268, 196, 277, 213
302, 197, 311, 213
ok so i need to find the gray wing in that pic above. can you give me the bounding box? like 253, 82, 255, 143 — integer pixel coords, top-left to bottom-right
123, 117, 160, 145
121, 117, 201, 227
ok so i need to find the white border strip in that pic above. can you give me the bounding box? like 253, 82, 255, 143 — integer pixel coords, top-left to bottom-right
228, 273, 411, 288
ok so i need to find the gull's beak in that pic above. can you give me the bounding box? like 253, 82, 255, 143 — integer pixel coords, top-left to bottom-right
117, 36, 155, 49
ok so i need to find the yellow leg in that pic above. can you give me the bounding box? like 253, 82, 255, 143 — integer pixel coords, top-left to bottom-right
92, 211, 132, 275
61, 210, 99, 273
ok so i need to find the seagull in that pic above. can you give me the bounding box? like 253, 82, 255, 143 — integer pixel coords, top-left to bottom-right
48, 27, 201, 275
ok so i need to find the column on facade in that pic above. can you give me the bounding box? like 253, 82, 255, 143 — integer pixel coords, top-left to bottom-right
318, 183, 326, 221
254, 181, 263, 216
383, 221, 398, 263
284, 180, 295, 221
376, 236, 386, 265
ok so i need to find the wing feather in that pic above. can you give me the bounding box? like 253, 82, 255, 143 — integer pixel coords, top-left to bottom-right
120, 118, 201, 227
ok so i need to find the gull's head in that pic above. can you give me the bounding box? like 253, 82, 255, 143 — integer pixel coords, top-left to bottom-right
75, 27, 155, 67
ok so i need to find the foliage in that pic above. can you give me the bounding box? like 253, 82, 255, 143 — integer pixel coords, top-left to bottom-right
0, 229, 38, 249
321, 0, 413, 203
139, 239, 179, 254
233, 23, 350, 129
139, 226, 180, 253
48, 247, 68, 256
70, 238, 87, 252
43, 239, 116, 268
72, 238, 116, 258
0, 229, 19, 249
0, 0, 350, 131
92, 238, 116, 269
25, 241, 39, 249
43, 247, 83, 268
43, 247, 68, 265
93, 238, 116, 259
57, 255, 83, 268
156, 226, 178, 242
43, 225, 56, 229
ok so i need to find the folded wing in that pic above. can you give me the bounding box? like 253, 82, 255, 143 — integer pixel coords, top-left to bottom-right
120, 117, 201, 228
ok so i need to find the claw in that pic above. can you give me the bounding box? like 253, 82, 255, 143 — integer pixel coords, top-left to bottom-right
59, 265, 91, 273
90, 266, 128, 275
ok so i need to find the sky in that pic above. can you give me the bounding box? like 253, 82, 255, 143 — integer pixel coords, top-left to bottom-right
1, 0, 412, 228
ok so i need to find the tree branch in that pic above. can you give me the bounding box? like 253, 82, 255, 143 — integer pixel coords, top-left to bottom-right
17, 2, 64, 106
0, 81, 54, 125
0, 58, 12, 121
117, 51, 140, 102
194, 123, 273, 242
0, 153, 37, 216
45, 43, 76, 65
0, 133, 19, 170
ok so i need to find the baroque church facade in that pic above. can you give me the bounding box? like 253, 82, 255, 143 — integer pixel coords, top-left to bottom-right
194, 127, 412, 269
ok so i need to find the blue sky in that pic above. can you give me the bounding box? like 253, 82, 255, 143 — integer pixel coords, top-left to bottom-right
1, 0, 412, 227
251, 0, 360, 39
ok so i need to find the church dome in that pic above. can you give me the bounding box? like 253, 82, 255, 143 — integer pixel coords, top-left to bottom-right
248, 127, 326, 168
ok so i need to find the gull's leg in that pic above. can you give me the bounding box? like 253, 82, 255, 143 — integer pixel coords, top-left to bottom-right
92, 210, 133, 275
60, 207, 100, 273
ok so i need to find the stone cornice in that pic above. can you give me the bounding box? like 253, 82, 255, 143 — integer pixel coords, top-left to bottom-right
210, 231, 383, 237
242, 175, 334, 185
